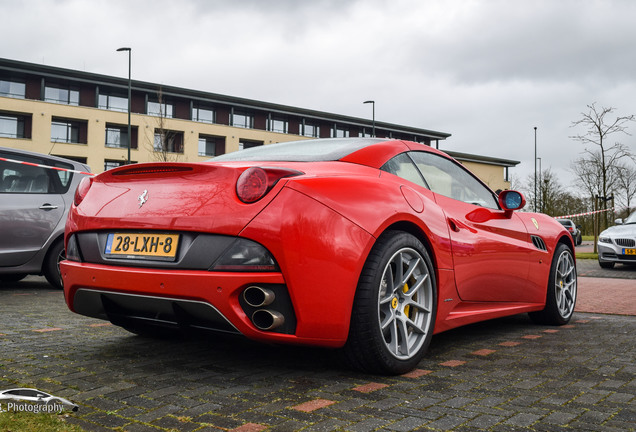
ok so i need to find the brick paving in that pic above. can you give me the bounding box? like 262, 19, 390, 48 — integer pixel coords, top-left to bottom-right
0, 273, 634, 431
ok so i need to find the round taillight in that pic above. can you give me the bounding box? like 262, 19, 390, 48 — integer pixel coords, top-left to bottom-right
236, 167, 269, 203
74, 176, 93, 206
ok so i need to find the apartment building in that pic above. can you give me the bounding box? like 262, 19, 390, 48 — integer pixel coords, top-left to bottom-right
0, 57, 517, 190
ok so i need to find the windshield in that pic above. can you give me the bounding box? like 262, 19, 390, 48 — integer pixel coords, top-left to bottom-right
211, 138, 387, 162
625, 212, 636, 224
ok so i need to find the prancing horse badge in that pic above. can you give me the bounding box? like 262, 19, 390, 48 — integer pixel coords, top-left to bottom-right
138, 189, 149, 208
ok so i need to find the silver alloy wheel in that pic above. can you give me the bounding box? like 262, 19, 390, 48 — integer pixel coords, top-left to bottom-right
555, 249, 577, 318
377, 247, 433, 360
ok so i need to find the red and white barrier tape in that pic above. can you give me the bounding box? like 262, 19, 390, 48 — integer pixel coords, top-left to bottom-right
0, 156, 94, 176
554, 208, 614, 219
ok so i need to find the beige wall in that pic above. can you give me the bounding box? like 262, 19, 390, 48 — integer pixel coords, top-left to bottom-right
1, 96, 511, 192
460, 161, 511, 193
0, 96, 311, 172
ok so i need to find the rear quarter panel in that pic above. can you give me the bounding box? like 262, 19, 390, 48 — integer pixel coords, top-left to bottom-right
240, 171, 455, 341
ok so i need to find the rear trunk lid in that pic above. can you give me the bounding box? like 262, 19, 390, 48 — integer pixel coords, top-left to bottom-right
73, 163, 278, 236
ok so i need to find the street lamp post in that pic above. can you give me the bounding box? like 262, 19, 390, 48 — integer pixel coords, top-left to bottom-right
537, 157, 542, 212
533, 126, 537, 212
117, 47, 132, 164
363, 100, 375, 137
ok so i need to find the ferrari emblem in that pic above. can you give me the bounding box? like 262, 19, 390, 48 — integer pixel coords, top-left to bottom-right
138, 189, 149, 208
531, 218, 539, 230
391, 297, 398, 309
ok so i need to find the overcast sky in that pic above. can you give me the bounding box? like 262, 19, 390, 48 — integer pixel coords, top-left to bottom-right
2, 0, 636, 192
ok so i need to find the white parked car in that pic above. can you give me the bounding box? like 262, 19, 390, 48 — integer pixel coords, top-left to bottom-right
598, 211, 636, 269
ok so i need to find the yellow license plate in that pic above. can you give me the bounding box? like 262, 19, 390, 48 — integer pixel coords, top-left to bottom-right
105, 233, 179, 259
624, 248, 636, 255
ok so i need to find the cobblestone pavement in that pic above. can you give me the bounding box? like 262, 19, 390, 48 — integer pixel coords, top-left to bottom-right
1, 276, 634, 432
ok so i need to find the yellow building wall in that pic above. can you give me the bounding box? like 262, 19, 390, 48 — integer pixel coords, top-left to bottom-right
1, 96, 511, 191
0, 96, 310, 173
460, 160, 511, 192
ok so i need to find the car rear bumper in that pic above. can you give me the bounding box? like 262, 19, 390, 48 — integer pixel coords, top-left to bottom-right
60, 260, 346, 347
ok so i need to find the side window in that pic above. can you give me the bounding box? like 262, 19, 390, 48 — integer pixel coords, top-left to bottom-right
380, 153, 428, 188
409, 151, 499, 209
0, 153, 70, 194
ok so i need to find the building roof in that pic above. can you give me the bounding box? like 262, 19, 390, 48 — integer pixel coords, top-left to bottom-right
0, 57, 450, 141
446, 150, 520, 168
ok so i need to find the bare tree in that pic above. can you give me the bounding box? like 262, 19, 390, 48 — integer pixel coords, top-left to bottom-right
146, 87, 183, 162
614, 162, 636, 218
570, 103, 634, 230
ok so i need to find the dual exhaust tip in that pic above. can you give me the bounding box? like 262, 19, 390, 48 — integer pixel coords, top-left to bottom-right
243, 286, 285, 331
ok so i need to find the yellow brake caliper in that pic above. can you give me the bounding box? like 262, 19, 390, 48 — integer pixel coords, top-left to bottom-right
403, 283, 411, 318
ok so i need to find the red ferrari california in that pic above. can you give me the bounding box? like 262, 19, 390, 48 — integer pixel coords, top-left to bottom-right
61, 138, 577, 374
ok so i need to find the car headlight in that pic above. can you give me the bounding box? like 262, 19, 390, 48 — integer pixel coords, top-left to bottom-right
598, 237, 612, 244
210, 238, 279, 272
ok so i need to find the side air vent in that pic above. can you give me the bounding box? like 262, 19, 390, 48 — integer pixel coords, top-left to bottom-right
531, 235, 547, 251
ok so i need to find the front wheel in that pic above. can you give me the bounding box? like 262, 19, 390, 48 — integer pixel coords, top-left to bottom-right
343, 231, 437, 375
599, 261, 615, 269
529, 243, 577, 325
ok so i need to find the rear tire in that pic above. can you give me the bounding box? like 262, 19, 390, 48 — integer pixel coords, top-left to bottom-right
343, 231, 436, 375
43, 240, 65, 289
529, 243, 577, 325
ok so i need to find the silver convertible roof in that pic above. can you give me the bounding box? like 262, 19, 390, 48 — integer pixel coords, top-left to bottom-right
211, 138, 388, 162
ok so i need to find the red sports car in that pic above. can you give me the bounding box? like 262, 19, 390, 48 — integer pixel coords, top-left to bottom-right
61, 138, 577, 374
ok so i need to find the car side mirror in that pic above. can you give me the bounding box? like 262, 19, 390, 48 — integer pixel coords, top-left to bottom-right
615, 218, 623, 225
498, 190, 526, 218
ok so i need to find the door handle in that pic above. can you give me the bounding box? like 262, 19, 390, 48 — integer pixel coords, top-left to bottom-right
39, 204, 59, 211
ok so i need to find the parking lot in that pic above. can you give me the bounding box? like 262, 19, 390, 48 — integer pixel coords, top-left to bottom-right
1, 262, 635, 432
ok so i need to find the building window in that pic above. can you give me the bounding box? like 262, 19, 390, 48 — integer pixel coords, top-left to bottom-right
98, 93, 128, 112
0, 80, 26, 99
105, 124, 137, 150
269, 116, 288, 134
232, 111, 253, 129
0, 114, 26, 138
238, 139, 263, 150
360, 128, 373, 138
154, 129, 184, 153
332, 125, 349, 138
192, 104, 215, 123
105, 125, 128, 148
44, 85, 79, 105
51, 120, 81, 143
198, 135, 225, 157
302, 122, 320, 138
148, 100, 174, 118
104, 160, 126, 171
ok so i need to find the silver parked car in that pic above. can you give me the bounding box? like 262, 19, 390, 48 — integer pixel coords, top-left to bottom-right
0, 147, 90, 288
598, 211, 636, 269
